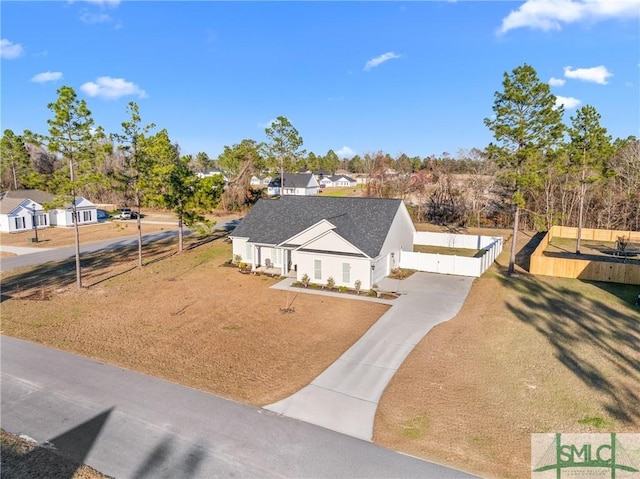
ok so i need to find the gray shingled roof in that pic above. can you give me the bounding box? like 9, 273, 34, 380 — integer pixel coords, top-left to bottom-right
268, 173, 315, 189
230, 196, 403, 258
328, 174, 356, 182
0, 190, 54, 214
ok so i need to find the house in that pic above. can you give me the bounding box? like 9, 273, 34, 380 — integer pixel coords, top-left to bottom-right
321, 174, 357, 188
250, 175, 272, 187
197, 168, 228, 182
267, 173, 320, 196
0, 190, 53, 233
229, 196, 415, 290
49, 197, 98, 227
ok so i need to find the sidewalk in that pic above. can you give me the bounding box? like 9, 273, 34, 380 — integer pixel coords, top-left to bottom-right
266, 272, 474, 441
0, 245, 54, 255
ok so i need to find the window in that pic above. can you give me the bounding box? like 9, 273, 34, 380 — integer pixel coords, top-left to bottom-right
314, 259, 322, 280
245, 243, 253, 261
35, 214, 47, 227
342, 263, 350, 283
14, 217, 25, 229
273, 248, 282, 265
82, 211, 92, 222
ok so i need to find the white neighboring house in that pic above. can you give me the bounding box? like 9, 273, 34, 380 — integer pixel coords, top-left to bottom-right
321, 174, 357, 188
0, 189, 53, 233
229, 196, 415, 290
267, 173, 320, 196
197, 168, 228, 182
250, 175, 272, 187
49, 197, 98, 227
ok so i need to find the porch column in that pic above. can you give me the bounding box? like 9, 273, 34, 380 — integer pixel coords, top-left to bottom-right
281, 249, 287, 276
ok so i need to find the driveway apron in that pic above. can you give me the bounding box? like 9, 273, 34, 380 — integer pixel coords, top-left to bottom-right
266, 272, 474, 441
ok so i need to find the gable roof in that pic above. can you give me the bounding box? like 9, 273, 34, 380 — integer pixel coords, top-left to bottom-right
230, 196, 404, 258
0, 190, 54, 215
329, 174, 356, 182
1, 189, 54, 205
268, 173, 317, 189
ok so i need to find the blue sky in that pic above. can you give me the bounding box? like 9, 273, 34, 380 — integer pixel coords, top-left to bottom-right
1, 1, 638, 160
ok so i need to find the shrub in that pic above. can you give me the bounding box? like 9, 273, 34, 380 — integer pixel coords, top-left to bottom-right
301, 274, 310, 287
368, 289, 378, 297
326, 276, 336, 289
338, 286, 348, 293
238, 262, 246, 270
354, 279, 362, 295
233, 254, 242, 264
310, 283, 320, 289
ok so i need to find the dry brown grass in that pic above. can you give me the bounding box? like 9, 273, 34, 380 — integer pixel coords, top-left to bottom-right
374, 229, 640, 479
0, 208, 242, 249
1, 236, 387, 406
0, 429, 110, 479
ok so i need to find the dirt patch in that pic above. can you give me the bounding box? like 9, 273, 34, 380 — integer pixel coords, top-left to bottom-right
374, 230, 640, 478
1, 237, 387, 406
0, 429, 110, 479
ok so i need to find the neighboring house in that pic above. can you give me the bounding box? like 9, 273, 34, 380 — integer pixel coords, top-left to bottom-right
267, 173, 320, 196
49, 197, 98, 227
324, 174, 357, 188
0, 189, 53, 233
250, 175, 272, 187
229, 196, 415, 289
197, 168, 228, 182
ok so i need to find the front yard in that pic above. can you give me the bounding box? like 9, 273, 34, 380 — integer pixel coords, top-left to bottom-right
1, 236, 387, 406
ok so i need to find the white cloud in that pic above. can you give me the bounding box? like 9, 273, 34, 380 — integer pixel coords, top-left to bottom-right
80, 76, 147, 99
80, 12, 113, 24
498, 0, 640, 34
555, 95, 581, 109
564, 65, 612, 84
549, 77, 566, 86
336, 146, 355, 158
364, 52, 401, 71
31, 71, 63, 83
0, 39, 24, 59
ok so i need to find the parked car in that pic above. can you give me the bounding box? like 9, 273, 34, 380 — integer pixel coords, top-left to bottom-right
96, 209, 110, 221
117, 208, 139, 220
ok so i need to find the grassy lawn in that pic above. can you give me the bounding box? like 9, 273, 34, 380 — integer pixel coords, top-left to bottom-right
375, 230, 640, 479
0, 236, 387, 406
0, 209, 242, 250
3, 218, 639, 478
318, 186, 364, 197
0, 430, 109, 479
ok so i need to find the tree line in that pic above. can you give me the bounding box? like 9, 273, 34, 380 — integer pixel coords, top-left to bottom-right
2, 66, 638, 265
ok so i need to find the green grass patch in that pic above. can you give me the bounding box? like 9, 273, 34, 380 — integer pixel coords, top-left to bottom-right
401, 414, 430, 439
578, 416, 612, 429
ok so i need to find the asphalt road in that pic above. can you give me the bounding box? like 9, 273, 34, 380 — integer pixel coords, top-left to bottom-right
0, 229, 185, 273
1, 336, 477, 478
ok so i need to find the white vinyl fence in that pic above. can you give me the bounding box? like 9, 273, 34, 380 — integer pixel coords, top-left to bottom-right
400, 232, 503, 277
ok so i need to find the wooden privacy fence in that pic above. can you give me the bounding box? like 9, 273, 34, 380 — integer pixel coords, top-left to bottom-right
530, 226, 640, 285
400, 232, 503, 277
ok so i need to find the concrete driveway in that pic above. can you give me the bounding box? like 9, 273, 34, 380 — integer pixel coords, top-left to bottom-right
267, 272, 474, 441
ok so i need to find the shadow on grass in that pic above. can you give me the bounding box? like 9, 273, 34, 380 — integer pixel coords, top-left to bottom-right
497, 272, 640, 425
0, 233, 227, 302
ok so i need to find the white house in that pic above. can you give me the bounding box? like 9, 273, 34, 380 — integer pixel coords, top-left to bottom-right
229, 196, 415, 290
321, 174, 357, 188
0, 190, 53, 234
49, 197, 98, 227
250, 175, 272, 187
267, 173, 320, 196
197, 168, 228, 182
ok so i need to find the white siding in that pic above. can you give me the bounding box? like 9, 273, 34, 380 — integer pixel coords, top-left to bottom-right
232, 238, 249, 262
281, 220, 335, 246
296, 251, 372, 289
299, 230, 363, 255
